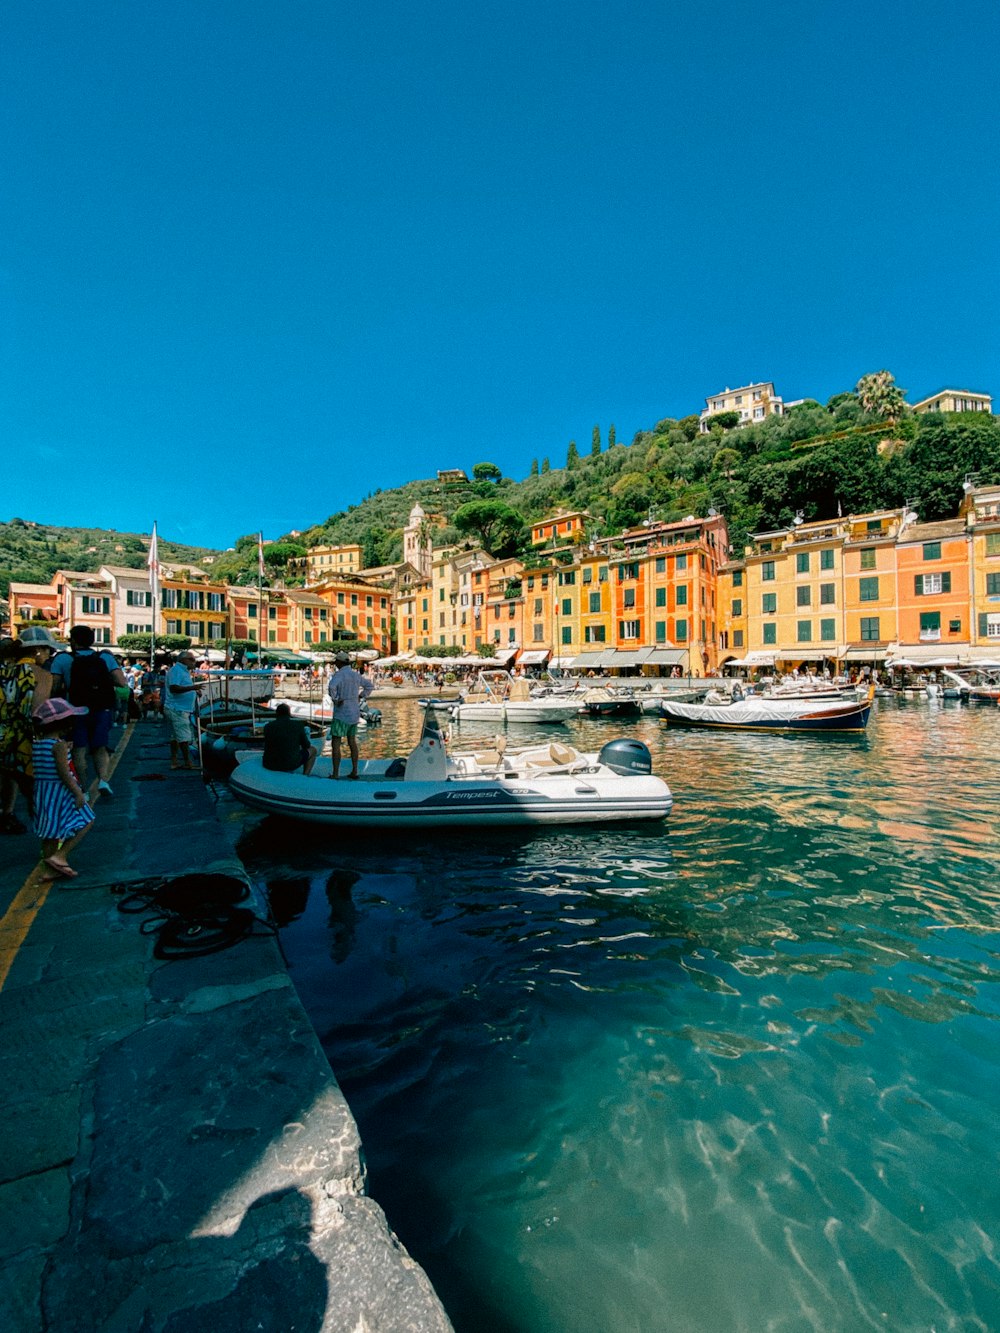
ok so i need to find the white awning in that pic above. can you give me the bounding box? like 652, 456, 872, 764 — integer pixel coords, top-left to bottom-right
887, 643, 968, 665
736, 651, 776, 667
571, 650, 612, 669
518, 649, 550, 665
642, 648, 687, 666
842, 646, 888, 661
777, 649, 839, 663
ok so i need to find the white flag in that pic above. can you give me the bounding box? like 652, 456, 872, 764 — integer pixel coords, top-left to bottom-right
148, 522, 160, 587
258, 531, 266, 580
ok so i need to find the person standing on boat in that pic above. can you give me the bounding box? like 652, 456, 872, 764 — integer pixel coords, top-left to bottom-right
326, 652, 373, 780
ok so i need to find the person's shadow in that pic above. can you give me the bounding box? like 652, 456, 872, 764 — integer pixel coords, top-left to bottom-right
326, 869, 359, 965
160, 1189, 327, 1333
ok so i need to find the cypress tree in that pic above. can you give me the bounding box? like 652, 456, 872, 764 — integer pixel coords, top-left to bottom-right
591, 425, 601, 456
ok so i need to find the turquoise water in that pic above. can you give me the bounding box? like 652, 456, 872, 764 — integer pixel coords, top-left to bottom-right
233, 700, 1000, 1332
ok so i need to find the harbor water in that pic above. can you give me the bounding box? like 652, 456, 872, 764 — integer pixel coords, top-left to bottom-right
228, 698, 1000, 1332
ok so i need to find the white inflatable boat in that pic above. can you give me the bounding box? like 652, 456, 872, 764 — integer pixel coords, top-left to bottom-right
229, 733, 672, 828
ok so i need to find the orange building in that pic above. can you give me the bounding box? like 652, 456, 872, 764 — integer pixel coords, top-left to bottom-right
894, 518, 970, 655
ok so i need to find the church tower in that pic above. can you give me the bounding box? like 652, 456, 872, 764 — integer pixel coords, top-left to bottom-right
403, 502, 433, 578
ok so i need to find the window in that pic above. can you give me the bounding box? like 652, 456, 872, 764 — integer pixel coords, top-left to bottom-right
655, 557, 665, 573
583, 567, 593, 583
208, 623, 223, 641
82, 596, 110, 615
986, 573, 1000, 595
922, 542, 942, 561
915, 572, 951, 595
731, 598, 742, 616
675, 620, 687, 642
762, 593, 776, 614
732, 570, 743, 587
561, 626, 572, 645
655, 588, 666, 608
248, 602, 258, 618
268, 605, 277, 620
859, 577, 879, 602
618, 563, 639, 581
820, 549, 834, 571
534, 598, 543, 615
620, 620, 640, 639
762, 561, 775, 581
797, 620, 812, 642
985, 533, 1000, 556
585, 624, 606, 643
559, 570, 576, 586
796, 586, 811, 607
821, 619, 836, 641
125, 622, 151, 635
733, 630, 744, 647
677, 585, 688, 606
126, 589, 151, 607
562, 598, 572, 616
598, 566, 608, 582
796, 552, 810, 574
860, 617, 880, 641
763, 623, 776, 644
589, 592, 602, 613
920, 611, 941, 640
820, 583, 835, 605
623, 588, 636, 608
655, 621, 667, 643
860, 549, 876, 570
533, 624, 544, 642
677, 554, 688, 571
979, 613, 1000, 639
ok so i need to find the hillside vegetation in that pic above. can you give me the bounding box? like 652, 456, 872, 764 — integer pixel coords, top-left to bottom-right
4, 375, 999, 597
0, 521, 213, 601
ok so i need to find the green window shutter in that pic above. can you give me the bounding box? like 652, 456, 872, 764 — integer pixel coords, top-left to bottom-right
914, 575, 923, 595
980, 613, 990, 636
942, 572, 951, 593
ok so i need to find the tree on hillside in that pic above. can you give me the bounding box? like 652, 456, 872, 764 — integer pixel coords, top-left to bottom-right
712, 447, 741, 481
261, 541, 306, 569
704, 411, 741, 433
856, 370, 907, 423
567, 440, 579, 469
541, 458, 551, 474
591, 426, 601, 456
530, 458, 539, 477
473, 462, 502, 482
453, 500, 526, 558
608, 423, 616, 448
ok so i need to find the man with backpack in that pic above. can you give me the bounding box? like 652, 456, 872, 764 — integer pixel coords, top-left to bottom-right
50, 625, 127, 796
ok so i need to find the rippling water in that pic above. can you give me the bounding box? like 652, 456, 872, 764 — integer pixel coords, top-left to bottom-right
230, 698, 1000, 1332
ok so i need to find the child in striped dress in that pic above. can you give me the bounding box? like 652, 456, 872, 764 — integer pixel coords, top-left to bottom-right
32, 698, 95, 880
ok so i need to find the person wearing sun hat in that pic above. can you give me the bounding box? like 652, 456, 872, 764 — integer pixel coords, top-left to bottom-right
31, 697, 95, 879
0, 631, 56, 833
325, 651, 373, 779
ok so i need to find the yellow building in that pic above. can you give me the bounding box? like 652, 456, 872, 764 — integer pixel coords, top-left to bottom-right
911, 389, 992, 415
292, 544, 364, 586
310, 574, 393, 656
962, 484, 1000, 656
717, 562, 748, 662
841, 510, 905, 666
699, 381, 784, 433
159, 563, 229, 645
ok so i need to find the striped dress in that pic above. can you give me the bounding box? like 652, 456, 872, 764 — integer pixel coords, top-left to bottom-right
32, 738, 95, 842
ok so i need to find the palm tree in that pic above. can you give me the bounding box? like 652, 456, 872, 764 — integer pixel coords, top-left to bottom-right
856, 370, 907, 423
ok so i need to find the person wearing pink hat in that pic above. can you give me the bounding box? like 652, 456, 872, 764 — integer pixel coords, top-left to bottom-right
31, 697, 96, 879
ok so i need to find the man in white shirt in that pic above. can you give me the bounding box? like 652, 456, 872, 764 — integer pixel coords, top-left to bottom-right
164, 651, 207, 771
326, 652, 373, 779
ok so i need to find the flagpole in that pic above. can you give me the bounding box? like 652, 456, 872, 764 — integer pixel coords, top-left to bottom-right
147, 521, 160, 672
258, 531, 267, 666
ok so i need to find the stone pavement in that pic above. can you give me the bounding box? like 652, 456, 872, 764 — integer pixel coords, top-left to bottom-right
0, 721, 452, 1333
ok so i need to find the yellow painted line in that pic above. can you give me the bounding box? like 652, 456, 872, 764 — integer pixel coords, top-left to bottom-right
0, 721, 137, 993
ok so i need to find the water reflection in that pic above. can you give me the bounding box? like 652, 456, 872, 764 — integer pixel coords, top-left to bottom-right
231, 696, 1000, 1333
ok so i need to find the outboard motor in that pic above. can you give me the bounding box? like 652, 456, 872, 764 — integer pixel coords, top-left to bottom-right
598, 738, 653, 776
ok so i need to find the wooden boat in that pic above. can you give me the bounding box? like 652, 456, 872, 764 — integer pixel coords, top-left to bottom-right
659, 687, 874, 733
229, 733, 672, 827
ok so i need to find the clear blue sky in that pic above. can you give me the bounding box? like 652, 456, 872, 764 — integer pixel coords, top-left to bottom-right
3, 0, 998, 550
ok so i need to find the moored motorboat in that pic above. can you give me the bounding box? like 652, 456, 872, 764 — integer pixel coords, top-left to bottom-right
449, 671, 582, 725
580, 686, 642, 718
660, 688, 874, 733
229, 732, 672, 827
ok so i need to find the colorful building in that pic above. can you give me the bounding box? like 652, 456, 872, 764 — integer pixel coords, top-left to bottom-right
911, 389, 992, 416
158, 564, 229, 645
699, 381, 784, 433
964, 484, 1000, 654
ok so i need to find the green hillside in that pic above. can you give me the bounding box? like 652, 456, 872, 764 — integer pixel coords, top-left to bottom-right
0, 520, 215, 601
301, 380, 1000, 565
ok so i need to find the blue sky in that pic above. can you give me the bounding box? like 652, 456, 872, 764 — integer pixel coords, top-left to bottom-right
3, 0, 998, 551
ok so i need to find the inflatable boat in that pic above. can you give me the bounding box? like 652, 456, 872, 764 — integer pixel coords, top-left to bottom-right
229, 733, 672, 828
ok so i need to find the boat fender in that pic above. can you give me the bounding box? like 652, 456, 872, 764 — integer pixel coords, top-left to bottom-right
598, 738, 653, 776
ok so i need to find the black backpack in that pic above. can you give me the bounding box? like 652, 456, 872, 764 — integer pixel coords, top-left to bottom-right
69, 651, 116, 711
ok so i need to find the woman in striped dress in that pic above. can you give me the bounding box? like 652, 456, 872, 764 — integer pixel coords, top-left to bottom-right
32, 698, 95, 880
